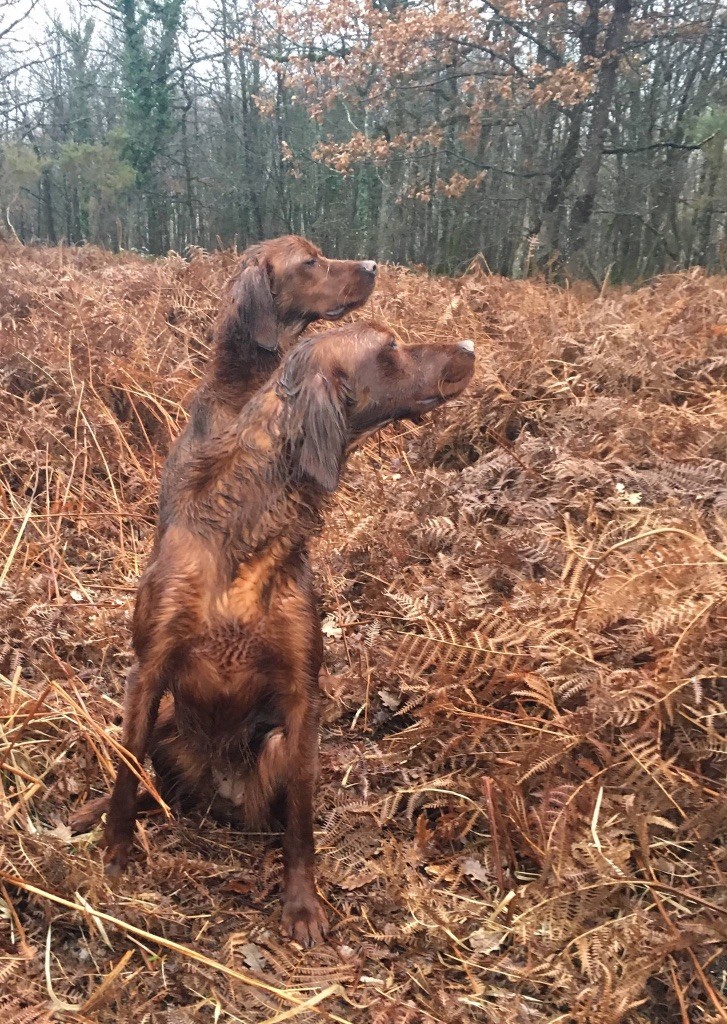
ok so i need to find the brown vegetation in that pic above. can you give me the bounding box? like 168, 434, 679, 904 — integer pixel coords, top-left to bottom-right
1, 243, 726, 1023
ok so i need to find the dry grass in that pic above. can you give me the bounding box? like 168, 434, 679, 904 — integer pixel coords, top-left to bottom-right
1, 242, 726, 1024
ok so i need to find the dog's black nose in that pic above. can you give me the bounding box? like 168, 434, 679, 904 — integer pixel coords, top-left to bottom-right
360, 260, 377, 276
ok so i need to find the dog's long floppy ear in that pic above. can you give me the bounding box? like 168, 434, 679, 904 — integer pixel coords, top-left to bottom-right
284, 358, 347, 493
217, 261, 279, 353
297, 374, 347, 492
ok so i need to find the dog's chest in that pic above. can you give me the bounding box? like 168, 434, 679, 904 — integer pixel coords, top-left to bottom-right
215, 545, 312, 650
218, 542, 294, 619
170, 541, 316, 769
176, 547, 314, 703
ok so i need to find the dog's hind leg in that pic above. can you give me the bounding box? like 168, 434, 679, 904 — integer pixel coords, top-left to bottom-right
69, 790, 161, 835
71, 696, 184, 837
69, 795, 110, 834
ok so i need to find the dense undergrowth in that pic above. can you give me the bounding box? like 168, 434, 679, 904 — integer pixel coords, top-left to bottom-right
1, 243, 726, 1023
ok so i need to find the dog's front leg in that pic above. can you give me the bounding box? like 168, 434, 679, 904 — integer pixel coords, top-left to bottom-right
103, 660, 165, 876
280, 701, 328, 946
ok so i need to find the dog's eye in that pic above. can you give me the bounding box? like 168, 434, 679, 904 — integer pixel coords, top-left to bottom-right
387, 339, 398, 350
304, 258, 317, 267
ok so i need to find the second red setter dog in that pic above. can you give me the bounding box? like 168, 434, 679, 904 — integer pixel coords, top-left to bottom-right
159, 235, 376, 533
72, 323, 475, 945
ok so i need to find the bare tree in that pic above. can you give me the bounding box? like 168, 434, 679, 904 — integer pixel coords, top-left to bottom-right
0, 0, 724, 277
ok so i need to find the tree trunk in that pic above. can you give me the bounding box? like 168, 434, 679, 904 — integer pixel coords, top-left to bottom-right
567, 0, 633, 278
693, 130, 726, 269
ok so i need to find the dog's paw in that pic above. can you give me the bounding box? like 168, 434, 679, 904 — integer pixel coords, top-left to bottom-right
102, 828, 132, 879
69, 795, 109, 836
281, 893, 329, 947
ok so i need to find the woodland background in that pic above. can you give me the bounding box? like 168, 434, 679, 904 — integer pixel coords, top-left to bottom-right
1, 0, 726, 281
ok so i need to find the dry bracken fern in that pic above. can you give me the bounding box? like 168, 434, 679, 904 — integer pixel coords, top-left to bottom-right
0, 248, 725, 1023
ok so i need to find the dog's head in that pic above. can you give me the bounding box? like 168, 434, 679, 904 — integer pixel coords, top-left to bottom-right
279, 322, 475, 492
220, 236, 377, 354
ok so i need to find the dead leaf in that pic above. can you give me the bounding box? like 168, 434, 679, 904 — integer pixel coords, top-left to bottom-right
321, 615, 342, 639
240, 943, 267, 972
378, 687, 400, 710
469, 927, 507, 954
47, 822, 74, 844
461, 856, 488, 882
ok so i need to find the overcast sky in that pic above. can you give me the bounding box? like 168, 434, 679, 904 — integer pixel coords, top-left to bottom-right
5, 0, 95, 49
6, 0, 212, 49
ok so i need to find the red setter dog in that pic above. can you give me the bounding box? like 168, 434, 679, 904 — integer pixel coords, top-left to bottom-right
159, 235, 376, 532
72, 323, 475, 945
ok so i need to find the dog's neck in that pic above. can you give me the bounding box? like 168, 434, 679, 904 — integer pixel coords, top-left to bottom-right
181, 387, 334, 574
209, 338, 280, 403
207, 326, 302, 418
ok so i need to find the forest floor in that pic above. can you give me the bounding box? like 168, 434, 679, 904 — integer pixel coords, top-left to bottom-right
1, 244, 726, 1024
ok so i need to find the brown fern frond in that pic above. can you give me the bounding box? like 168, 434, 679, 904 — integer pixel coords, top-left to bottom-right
3, 252, 726, 1022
